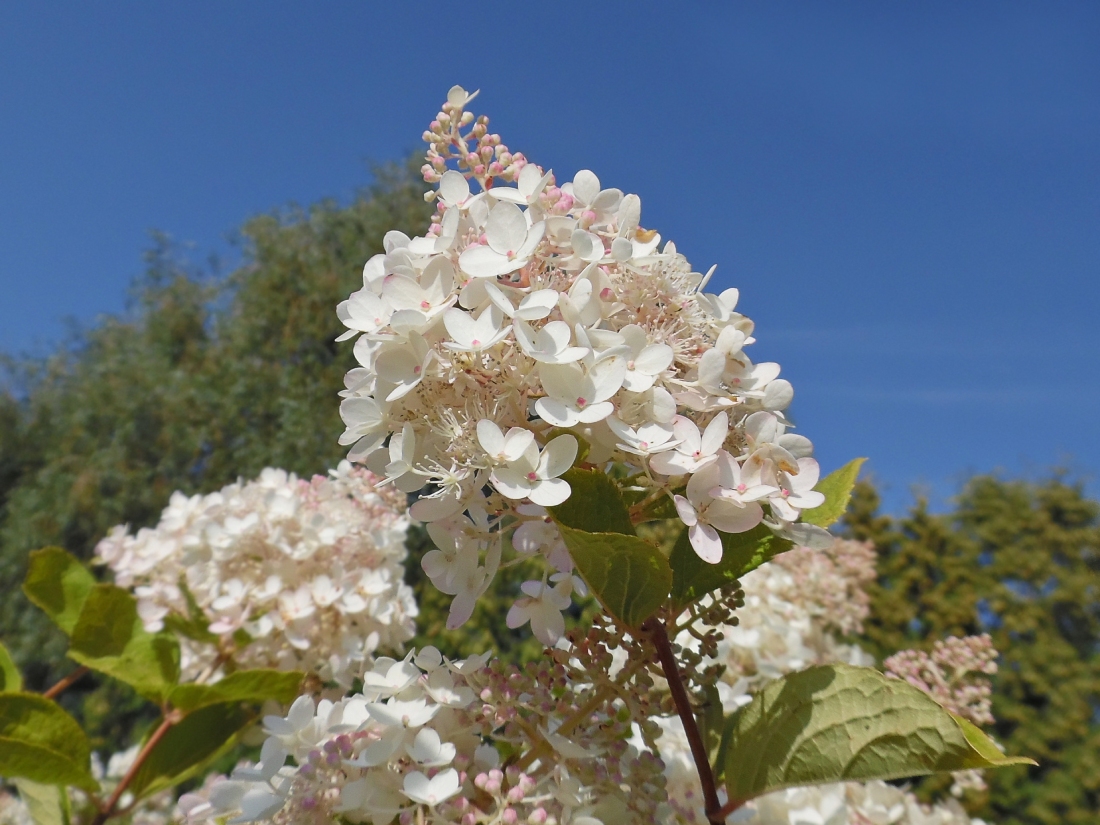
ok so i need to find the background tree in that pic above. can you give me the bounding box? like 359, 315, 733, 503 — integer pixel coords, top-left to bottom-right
846, 477, 1100, 825
0, 162, 434, 740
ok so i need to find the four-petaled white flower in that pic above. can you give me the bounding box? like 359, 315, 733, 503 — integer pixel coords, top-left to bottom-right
513, 319, 589, 364
459, 201, 546, 280
486, 431, 578, 507
506, 578, 572, 645
443, 306, 509, 353
402, 768, 461, 807
650, 413, 728, 476
674, 458, 765, 563
535, 359, 627, 427
620, 325, 674, 392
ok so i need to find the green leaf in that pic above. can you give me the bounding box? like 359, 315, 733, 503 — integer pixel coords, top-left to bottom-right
549, 469, 636, 535
801, 458, 866, 527
128, 702, 255, 798
669, 524, 792, 610
721, 664, 1036, 804
0, 693, 97, 792
169, 669, 304, 713
68, 584, 180, 702
621, 489, 683, 523
556, 525, 671, 627
22, 547, 97, 635
0, 640, 22, 692
14, 779, 70, 825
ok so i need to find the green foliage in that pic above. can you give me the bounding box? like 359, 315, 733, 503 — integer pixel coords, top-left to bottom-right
0, 640, 21, 691
0, 693, 97, 791
13, 779, 71, 825
168, 669, 303, 713
669, 524, 791, 611
22, 546, 97, 635
845, 476, 1100, 825
721, 664, 1033, 805
556, 526, 671, 628
68, 584, 180, 702
549, 468, 635, 535
127, 702, 255, 798
802, 457, 866, 527
0, 160, 433, 741
548, 468, 671, 628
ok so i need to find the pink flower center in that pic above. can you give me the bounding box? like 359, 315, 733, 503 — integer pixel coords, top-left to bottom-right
471, 338, 481, 347
576, 397, 587, 407
420, 300, 431, 310
413, 366, 421, 374
737, 483, 746, 493
781, 488, 790, 497
527, 471, 538, 481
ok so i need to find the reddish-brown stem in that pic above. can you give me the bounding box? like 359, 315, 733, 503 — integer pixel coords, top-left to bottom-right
644, 616, 725, 824
715, 797, 746, 820
91, 712, 180, 825
43, 666, 89, 700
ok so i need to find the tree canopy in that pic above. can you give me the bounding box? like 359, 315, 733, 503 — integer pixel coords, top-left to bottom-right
846, 477, 1100, 825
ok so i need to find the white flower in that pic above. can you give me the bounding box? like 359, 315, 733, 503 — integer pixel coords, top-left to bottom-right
535, 359, 627, 427
619, 325, 674, 392
488, 163, 554, 206
484, 281, 559, 321
513, 319, 590, 364
476, 419, 536, 464
650, 412, 728, 476
674, 458, 765, 563
458, 201, 546, 279
374, 333, 435, 401
366, 698, 440, 728
406, 727, 457, 767
567, 170, 622, 226
764, 457, 826, 521
507, 578, 573, 645
336, 289, 393, 341
443, 306, 509, 352
488, 434, 578, 507
402, 768, 461, 807
605, 417, 677, 457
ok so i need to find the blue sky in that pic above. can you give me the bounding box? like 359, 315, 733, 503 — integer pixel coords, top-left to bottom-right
1, 3, 1097, 514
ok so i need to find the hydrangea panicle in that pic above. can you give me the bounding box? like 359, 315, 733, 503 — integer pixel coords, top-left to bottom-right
336, 86, 831, 641
95, 461, 417, 683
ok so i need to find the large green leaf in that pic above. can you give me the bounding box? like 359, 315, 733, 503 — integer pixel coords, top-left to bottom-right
0, 693, 97, 791
556, 525, 671, 628
169, 668, 304, 713
14, 779, 70, 825
801, 458, 866, 527
22, 547, 97, 635
549, 469, 636, 535
127, 702, 255, 798
68, 584, 180, 702
669, 524, 792, 610
721, 664, 1035, 804
0, 640, 22, 692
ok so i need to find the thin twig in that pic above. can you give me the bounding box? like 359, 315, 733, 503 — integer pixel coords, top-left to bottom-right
644, 616, 725, 824
43, 666, 89, 700
91, 711, 180, 825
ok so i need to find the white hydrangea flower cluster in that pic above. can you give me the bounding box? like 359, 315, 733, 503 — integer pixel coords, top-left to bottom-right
179, 641, 669, 825
657, 540, 991, 825
95, 462, 417, 683
337, 86, 830, 640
